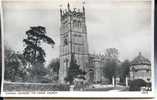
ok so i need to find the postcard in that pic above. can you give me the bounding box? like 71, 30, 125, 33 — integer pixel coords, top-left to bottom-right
1, 0, 155, 98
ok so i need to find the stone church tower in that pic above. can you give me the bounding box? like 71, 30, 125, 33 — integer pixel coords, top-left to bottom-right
59, 3, 89, 83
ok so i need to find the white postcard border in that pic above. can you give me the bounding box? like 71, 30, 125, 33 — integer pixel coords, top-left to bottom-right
1, 0, 155, 98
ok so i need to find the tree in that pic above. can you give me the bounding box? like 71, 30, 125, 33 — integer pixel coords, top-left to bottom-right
4, 46, 27, 82
103, 59, 117, 83
30, 62, 49, 83
48, 58, 60, 75
23, 26, 55, 64
64, 54, 86, 84
4, 46, 16, 81
23, 26, 55, 82
47, 58, 60, 81
105, 48, 119, 59
119, 60, 130, 83
103, 48, 119, 83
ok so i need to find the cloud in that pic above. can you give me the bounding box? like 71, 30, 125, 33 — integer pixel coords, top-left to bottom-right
2, 0, 152, 65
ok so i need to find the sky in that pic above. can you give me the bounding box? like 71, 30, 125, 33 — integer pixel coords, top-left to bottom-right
2, 0, 153, 66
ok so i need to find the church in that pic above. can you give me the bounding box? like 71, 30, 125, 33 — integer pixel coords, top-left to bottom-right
58, 3, 151, 85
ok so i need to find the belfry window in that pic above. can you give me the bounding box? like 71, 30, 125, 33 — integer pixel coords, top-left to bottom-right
73, 20, 77, 28
73, 20, 81, 28
78, 21, 81, 28
64, 38, 68, 46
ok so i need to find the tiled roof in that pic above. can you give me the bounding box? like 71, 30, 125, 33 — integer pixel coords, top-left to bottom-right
131, 52, 151, 65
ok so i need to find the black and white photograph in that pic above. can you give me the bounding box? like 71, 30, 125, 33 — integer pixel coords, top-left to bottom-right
1, 0, 154, 97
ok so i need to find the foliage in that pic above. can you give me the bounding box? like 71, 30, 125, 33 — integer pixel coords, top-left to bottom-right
103, 59, 118, 83
64, 54, 86, 84
23, 26, 55, 64
4, 46, 27, 82
32, 63, 48, 76
47, 58, 60, 81
23, 26, 55, 82
105, 48, 119, 59
27, 63, 49, 83
48, 58, 60, 74
119, 60, 130, 83
103, 48, 120, 83
4, 83, 70, 91
129, 79, 147, 91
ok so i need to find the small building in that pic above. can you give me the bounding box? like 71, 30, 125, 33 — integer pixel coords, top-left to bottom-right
129, 52, 151, 83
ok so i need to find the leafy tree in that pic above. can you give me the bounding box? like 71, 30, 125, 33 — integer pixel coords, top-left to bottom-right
119, 60, 130, 83
30, 62, 49, 83
4, 46, 27, 82
64, 54, 86, 84
48, 58, 60, 74
23, 26, 55, 82
23, 26, 55, 65
105, 48, 119, 59
103, 48, 119, 83
103, 59, 117, 83
4, 46, 15, 81
47, 58, 60, 81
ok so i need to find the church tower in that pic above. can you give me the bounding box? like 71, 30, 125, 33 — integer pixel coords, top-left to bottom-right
59, 3, 89, 83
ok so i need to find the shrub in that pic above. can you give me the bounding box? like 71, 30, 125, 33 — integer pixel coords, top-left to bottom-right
129, 79, 147, 91
3, 83, 70, 91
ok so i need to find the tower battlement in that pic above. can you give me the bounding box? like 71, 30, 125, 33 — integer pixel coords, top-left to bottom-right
60, 3, 85, 21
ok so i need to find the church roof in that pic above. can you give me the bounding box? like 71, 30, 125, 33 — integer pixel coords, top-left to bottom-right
131, 52, 151, 65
